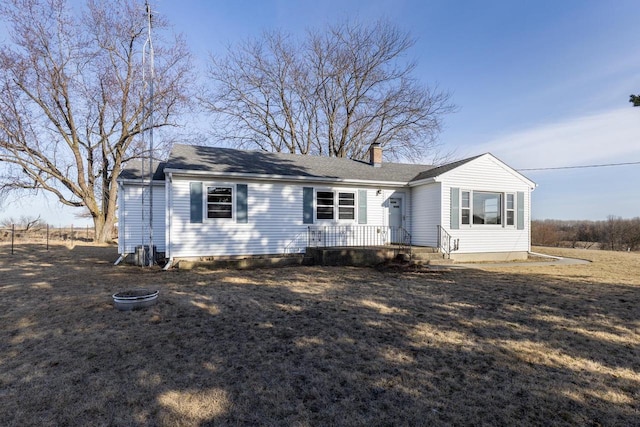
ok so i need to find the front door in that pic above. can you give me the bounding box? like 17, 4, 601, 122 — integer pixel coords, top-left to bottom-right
389, 197, 403, 243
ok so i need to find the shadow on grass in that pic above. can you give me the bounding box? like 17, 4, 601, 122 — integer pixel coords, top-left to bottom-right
0, 244, 638, 426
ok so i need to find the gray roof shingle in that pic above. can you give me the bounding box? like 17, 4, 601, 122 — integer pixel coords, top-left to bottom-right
410, 154, 483, 182
119, 160, 166, 181
163, 144, 434, 182
119, 144, 486, 184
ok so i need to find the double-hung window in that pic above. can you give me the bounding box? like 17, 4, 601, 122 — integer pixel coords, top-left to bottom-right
316, 191, 334, 220
207, 186, 233, 219
505, 193, 515, 226
461, 191, 471, 225
338, 192, 355, 220
316, 190, 356, 221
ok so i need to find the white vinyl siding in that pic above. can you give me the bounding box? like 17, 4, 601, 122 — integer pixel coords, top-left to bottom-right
410, 183, 441, 247
171, 179, 302, 257
117, 182, 166, 254
439, 155, 532, 254
366, 189, 386, 226
167, 180, 406, 258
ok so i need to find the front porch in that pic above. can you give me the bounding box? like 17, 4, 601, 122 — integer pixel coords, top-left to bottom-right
304, 225, 453, 265
178, 226, 449, 269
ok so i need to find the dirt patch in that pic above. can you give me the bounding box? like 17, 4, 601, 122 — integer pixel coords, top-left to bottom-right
1, 243, 638, 426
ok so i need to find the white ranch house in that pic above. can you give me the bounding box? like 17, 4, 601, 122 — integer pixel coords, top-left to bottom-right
117, 143, 536, 266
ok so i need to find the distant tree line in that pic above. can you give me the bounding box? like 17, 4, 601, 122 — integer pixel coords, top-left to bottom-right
532, 216, 640, 251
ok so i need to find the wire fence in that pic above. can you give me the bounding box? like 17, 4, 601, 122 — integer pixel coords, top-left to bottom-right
0, 224, 95, 254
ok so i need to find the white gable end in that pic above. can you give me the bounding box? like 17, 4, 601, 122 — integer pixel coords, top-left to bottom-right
436, 153, 535, 190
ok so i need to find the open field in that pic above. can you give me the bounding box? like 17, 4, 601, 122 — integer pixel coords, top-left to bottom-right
1, 244, 638, 426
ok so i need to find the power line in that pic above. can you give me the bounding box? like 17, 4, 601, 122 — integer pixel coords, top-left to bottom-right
517, 161, 640, 172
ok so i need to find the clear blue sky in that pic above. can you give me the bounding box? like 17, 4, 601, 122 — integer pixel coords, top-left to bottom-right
2, 0, 640, 225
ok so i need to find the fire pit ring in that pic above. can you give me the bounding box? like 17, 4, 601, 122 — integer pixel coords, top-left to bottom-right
112, 289, 159, 311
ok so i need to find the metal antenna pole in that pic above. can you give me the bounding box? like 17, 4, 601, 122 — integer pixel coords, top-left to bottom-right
143, 0, 155, 266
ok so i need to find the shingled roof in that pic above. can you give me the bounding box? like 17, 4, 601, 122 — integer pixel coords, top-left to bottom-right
410, 154, 483, 182
163, 144, 435, 183
118, 160, 166, 181
119, 144, 487, 184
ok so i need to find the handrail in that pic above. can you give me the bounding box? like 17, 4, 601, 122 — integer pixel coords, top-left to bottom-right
398, 227, 412, 261
437, 225, 458, 259
284, 232, 306, 254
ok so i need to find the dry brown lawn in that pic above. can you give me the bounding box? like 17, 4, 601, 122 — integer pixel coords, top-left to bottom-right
0, 243, 638, 426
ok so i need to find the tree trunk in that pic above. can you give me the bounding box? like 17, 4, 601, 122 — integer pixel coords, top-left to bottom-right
93, 213, 115, 243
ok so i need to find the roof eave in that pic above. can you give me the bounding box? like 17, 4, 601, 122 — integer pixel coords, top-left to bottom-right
117, 178, 166, 185
162, 167, 410, 187
408, 177, 439, 187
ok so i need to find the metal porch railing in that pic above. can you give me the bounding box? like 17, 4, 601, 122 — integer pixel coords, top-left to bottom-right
307, 225, 412, 259
437, 225, 459, 259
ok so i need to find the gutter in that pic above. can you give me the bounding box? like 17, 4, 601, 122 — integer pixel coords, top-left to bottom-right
162, 168, 410, 187
165, 172, 173, 269
117, 178, 165, 185
115, 180, 127, 266
407, 177, 438, 187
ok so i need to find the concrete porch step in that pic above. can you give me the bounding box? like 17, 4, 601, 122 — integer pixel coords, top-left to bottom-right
403, 246, 446, 262
409, 246, 440, 254
412, 253, 448, 262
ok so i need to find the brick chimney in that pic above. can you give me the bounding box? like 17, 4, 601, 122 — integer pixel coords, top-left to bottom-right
369, 143, 382, 167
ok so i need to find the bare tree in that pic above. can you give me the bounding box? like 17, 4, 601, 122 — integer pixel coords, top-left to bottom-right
0, 214, 44, 231
204, 20, 454, 161
602, 215, 624, 251
0, 0, 193, 242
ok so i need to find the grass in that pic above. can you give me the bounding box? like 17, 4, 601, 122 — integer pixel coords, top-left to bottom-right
0, 243, 638, 426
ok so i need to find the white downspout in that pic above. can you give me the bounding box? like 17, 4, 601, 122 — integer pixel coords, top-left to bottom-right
114, 181, 127, 266
163, 172, 173, 270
